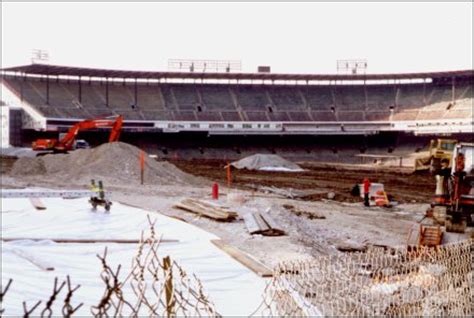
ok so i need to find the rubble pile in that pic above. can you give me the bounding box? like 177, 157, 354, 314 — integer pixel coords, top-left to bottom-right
11, 142, 198, 185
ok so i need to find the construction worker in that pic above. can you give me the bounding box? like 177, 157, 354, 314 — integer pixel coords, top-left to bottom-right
363, 178, 371, 207
98, 180, 105, 200
90, 179, 100, 193
439, 159, 451, 198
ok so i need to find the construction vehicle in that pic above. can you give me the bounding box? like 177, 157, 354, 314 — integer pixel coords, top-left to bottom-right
415, 139, 457, 173
32, 115, 123, 152
89, 179, 112, 212
431, 143, 474, 233
74, 139, 90, 149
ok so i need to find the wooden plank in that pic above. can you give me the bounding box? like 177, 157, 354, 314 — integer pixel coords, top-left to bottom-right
187, 199, 238, 218
259, 212, 285, 236
254, 213, 271, 233
174, 202, 228, 221
174, 198, 238, 221
29, 198, 46, 210
182, 199, 226, 218
243, 212, 285, 236
211, 239, 273, 278
1, 238, 179, 244
243, 212, 262, 235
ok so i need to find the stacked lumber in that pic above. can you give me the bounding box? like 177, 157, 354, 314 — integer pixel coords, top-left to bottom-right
174, 198, 238, 221
243, 211, 285, 236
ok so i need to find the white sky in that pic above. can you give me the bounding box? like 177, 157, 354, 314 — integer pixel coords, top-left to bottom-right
1, 2, 472, 74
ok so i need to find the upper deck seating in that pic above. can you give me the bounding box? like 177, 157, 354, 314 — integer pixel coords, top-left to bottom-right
171, 85, 199, 110
2, 76, 472, 124
245, 111, 270, 121
287, 111, 311, 121
334, 86, 366, 110
428, 84, 453, 104
268, 87, 305, 110
396, 84, 425, 109
221, 111, 242, 121
267, 112, 291, 121
200, 86, 234, 110
337, 111, 365, 121
366, 86, 396, 110
160, 86, 177, 109
235, 86, 271, 110
302, 86, 334, 110
137, 86, 165, 110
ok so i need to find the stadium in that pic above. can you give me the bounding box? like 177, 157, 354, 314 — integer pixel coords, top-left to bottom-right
1, 64, 472, 160
1, 2, 473, 316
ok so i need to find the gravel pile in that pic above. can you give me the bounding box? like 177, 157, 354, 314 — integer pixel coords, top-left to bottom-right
11, 142, 199, 185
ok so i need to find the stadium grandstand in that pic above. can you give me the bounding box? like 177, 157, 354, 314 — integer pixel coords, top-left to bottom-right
1, 64, 473, 160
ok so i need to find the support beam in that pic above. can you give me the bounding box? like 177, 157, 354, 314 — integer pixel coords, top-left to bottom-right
134, 78, 138, 106
452, 76, 456, 104
45, 76, 50, 105
20, 73, 25, 102
78, 76, 82, 103
105, 78, 109, 107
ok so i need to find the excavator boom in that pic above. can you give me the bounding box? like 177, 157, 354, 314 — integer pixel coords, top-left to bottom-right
108, 115, 123, 142
32, 115, 123, 152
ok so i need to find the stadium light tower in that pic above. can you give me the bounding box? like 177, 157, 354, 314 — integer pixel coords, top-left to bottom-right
168, 59, 242, 73
31, 49, 49, 64
337, 59, 367, 75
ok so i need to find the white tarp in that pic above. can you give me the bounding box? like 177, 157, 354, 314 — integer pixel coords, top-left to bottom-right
231, 154, 304, 172
1, 194, 267, 316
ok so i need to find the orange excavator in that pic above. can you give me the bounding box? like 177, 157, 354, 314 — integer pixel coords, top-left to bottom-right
32, 115, 123, 152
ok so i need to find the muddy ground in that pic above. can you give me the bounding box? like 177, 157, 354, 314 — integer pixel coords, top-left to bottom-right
173, 159, 435, 203
2, 155, 441, 268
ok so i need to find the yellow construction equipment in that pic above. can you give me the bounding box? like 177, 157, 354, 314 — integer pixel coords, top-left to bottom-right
415, 139, 457, 173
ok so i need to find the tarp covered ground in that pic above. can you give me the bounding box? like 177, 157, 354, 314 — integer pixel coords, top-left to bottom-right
231, 154, 304, 172
1, 193, 267, 316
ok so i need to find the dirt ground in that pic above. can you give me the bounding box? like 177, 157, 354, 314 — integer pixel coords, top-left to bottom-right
1, 156, 437, 268
173, 159, 435, 203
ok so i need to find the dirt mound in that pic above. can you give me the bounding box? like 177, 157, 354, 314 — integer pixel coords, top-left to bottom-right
230, 154, 303, 172
10, 157, 47, 175
11, 142, 199, 185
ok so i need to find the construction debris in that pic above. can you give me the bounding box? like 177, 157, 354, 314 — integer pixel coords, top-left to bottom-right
250, 185, 327, 200
29, 198, 46, 210
243, 210, 285, 236
174, 198, 238, 221
283, 204, 326, 220
418, 224, 443, 246
334, 241, 367, 252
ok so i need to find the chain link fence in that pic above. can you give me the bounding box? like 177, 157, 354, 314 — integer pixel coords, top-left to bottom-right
256, 240, 473, 317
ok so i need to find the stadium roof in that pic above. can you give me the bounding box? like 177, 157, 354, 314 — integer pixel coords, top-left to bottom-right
1, 64, 473, 81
